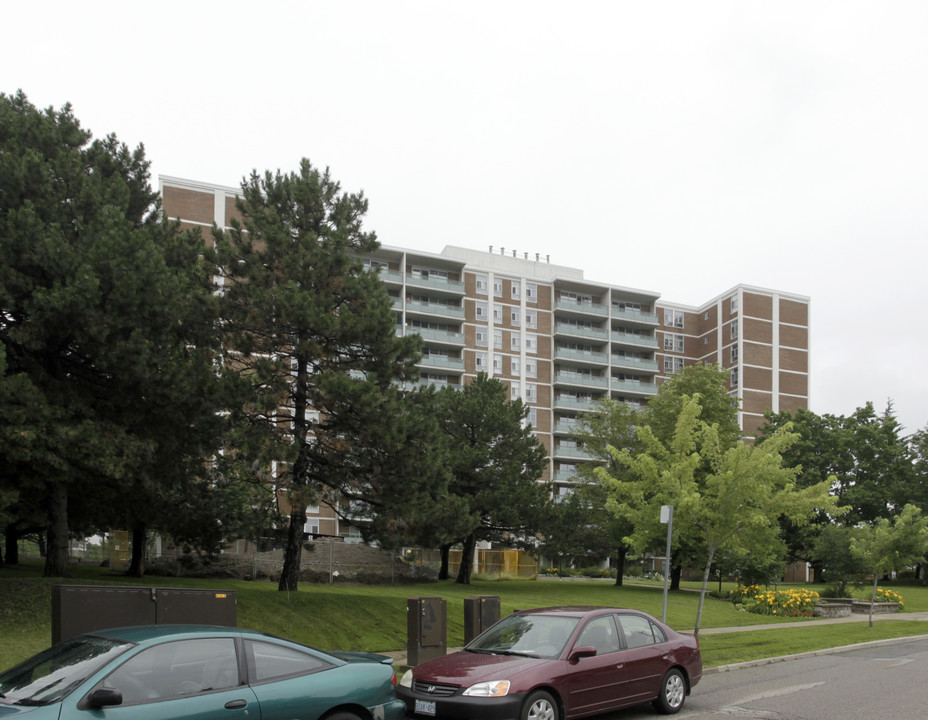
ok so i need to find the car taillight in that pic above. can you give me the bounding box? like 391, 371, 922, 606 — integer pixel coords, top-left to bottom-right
391, 670, 397, 686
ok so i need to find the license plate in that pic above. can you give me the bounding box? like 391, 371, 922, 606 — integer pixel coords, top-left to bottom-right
415, 699, 436, 716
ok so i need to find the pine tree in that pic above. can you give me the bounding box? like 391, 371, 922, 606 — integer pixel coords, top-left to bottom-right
211, 160, 422, 591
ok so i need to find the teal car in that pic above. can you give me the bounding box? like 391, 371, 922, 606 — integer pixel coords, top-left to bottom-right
0, 625, 405, 720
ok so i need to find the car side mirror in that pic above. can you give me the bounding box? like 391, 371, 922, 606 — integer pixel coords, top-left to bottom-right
87, 688, 123, 708
568, 645, 598, 662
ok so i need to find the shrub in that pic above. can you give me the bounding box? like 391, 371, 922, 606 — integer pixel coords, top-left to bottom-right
741, 588, 820, 616
869, 588, 904, 607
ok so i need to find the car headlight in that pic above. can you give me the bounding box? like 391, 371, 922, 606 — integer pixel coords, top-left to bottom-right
399, 669, 414, 688
463, 680, 511, 697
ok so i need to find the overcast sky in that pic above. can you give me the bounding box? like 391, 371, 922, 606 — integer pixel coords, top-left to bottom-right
5, 1, 927, 434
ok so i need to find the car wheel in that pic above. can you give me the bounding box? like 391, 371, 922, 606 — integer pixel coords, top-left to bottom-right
521, 690, 558, 720
321, 713, 362, 720
653, 668, 686, 714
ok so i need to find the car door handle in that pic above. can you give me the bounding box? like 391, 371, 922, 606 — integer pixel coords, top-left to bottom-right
225, 700, 248, 709
615, 663, 624, 669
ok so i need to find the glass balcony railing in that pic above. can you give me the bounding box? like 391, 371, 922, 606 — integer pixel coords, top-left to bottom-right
611, 331, 658, 348
553, 445, 593, 460
611, 307, 659, 325
555, 372, 608, 388
555, 299, 609, 316
418, 355, 465, 370
611, 380, 658, 395
611, 355, 658, 371
405, 273, 465, 293
555, 347, 608, 364
552, 396, 599, 412
403, 327, 465, 344
556, 323, 608, 340
404, 299, 465, 318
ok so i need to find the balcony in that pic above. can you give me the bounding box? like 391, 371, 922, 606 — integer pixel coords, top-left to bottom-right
405, 273, 465, 294
611, 330, 658, 349
555, 299, 609, 317
554, 421, 581, 435
552, 396, 600, 412
611, 307, 659, 325
405, 299, 465, 319
553, 445, 594, 460
611, 355, 658, 372
555, 371, 608, 389
555, 347, 608, 365
418, 354, 465, 370
611, 380, 658, 396
402, 327, 465, 345
555, 322, 608, 341
379, 269, 405, 285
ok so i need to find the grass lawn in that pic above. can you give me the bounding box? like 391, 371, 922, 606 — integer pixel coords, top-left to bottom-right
3, 560, 927, 671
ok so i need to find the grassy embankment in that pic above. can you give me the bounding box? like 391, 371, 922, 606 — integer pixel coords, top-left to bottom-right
2, 560, 927, 671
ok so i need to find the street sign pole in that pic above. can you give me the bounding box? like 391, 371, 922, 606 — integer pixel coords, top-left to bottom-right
660, 505, 673, 624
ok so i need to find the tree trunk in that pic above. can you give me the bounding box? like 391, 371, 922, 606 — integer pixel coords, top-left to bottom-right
5, 525, 20, 566
127, 524, 147, 578
455, 535, 477, 584
613, 546, 626, 586
438, 543, 452, 580
669, 563, 682, 591
278, 505, 306, 591
693, 551, 717, 639
44, 483, 71, 578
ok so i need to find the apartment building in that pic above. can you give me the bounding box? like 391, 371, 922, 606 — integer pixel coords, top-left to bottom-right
161, 175, 810, 535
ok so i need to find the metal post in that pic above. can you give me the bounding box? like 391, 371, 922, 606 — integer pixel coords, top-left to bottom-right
660, 505, 674, 624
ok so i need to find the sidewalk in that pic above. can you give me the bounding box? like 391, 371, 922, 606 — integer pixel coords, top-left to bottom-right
384, 611, 928, 668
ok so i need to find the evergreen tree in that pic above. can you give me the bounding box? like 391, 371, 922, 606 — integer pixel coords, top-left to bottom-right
0, 91, 228, 576
433, 374, 550, 584
211, 160, 422, 592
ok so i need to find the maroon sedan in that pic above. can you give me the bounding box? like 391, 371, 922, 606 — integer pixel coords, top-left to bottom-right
397, 606, 701, 720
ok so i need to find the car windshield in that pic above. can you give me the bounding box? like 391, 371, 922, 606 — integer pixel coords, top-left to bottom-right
0, 636, 132, 706
466, 614, 579, 659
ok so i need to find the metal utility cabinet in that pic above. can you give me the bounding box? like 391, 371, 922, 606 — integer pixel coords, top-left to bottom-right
463, 595, 500, 644
406, 596, 447, 665
52, 585, 237, 644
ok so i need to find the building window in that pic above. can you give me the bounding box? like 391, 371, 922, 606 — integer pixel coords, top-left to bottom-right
493, 354, 503, 373
526, 333, 538, 352
703, 336, 709, 345
493, 278, 503, 297
525, 359, 537, 378
526, 283, 538, 302
730, 345, 738, 363
476, 328, 488, 347
510, 331, 521, 351
525, 383, 537, 402
664, 356, 684, 374
730, 295, 739, 313
493, 304, 504, 322
475, 351, 488, 370
475, 274, 488, 295
664, 309, 684, 328
511, 281, 521, 299
511, 308, 521, 326
493, 329, 502, 349
510, 381, 520, 400
476, 301, 488, 322
511, 357, 520, 375
663, 333, 685, 353
731, 367, 739, 388
731, 319, 739, 340
526, 309, 538, 328
526, 407, 538, 427
363, 258, 387, 272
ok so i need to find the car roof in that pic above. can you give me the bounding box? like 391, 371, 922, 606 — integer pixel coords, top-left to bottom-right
88, 625, 262, 644
513, 606, 645, 617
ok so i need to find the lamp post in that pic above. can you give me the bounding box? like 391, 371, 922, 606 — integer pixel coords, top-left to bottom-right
660, 505, 673, 624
